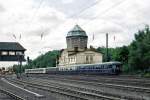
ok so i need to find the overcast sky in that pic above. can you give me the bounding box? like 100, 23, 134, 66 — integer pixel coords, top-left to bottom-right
0, 0, 150, 62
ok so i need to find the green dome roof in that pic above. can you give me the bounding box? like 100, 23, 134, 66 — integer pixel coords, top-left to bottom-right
67, 25, 87, 37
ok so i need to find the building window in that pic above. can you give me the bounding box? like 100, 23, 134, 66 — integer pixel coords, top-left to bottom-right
74, 56, 76, 62
90, 55, 93, 62
16, 51, 23, 55
86, 55, 93, 63
86, 56, 89, 63
64, 57, 65, 62
70, 57, 72, 62
68, 58, 70, 62
72, 57, 75, 62
9, 51, 15, 55
1, 51, 8, 55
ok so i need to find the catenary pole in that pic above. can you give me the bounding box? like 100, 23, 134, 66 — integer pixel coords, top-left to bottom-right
106, 33, 108, 62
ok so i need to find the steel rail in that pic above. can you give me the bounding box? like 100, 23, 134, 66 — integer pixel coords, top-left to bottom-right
0, 88, 25, 100
40, 76, 150, 93
7, 78, 121, 100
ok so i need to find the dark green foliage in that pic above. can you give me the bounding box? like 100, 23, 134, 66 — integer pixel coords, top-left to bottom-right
96, 47, 116, 62
96, 46, 129, 73
13, 64, 20, 74
26, 50, 60, 69
128, 25, 150, 71
113, 46, 129, 64
96, 46, 107, 62
96, 46, 129, 64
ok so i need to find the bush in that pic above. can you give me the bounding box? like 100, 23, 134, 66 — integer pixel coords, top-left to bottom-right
143, 73, 150, 78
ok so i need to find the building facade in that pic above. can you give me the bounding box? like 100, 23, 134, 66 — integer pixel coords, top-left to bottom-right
66, 25, 88, 50
0, 42, 26, 61
58, 25, 103, 67
0, 42, 26, 68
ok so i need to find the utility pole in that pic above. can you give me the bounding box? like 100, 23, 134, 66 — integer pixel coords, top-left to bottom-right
106, 33, 108, 62
56, 55, 59, 68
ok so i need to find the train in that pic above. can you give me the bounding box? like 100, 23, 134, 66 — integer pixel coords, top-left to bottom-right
25, 61, 122, 75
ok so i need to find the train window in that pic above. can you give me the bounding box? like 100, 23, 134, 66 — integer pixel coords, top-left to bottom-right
91, 66, 93, 69
105, 65, 108, 69
100, 65, 102, 68
104, 65, 106, 69
112, 65, 116, 69
109, 65, 112, 68
103, 65, 105, 69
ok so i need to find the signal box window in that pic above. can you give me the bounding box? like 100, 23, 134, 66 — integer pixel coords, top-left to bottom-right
9, 51, 15, 55
1, 51, 8, 55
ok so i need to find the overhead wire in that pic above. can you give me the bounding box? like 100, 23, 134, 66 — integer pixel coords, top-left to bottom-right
81, 0, 128, 27
69, 0, 104, 19
42, 0, 104, 32
81, 0, 146, 33
24, 0, 146, 47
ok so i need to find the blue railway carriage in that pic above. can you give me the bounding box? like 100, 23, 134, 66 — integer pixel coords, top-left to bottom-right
45, 67, 59, 74
59, 61, 122, 75
25, 61, 122, 75
78, 62, 121, 75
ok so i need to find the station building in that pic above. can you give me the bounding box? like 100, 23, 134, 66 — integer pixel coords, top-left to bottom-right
58, 25, 103, 68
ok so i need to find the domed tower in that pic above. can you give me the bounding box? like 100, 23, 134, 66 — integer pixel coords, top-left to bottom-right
66, 25, 88, 51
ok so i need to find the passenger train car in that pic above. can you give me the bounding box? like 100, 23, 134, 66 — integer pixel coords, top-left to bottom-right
25, 61, 122, 75
25, 67, 58, 74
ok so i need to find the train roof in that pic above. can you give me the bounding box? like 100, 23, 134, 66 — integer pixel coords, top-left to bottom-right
25, 67, 58, 70
25, 68, 45, 70
69, 61, 122, 67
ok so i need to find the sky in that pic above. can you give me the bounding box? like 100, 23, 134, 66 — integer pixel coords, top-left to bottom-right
0, 0, 150, 67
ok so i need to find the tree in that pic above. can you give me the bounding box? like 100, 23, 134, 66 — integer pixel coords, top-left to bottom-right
25, 50, 60, 69
128, 25, 150, 71
113, 46, 129, 64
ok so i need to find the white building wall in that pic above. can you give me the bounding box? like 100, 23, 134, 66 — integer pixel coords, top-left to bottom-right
76, 51, 102, 64
58, 50, 103, 68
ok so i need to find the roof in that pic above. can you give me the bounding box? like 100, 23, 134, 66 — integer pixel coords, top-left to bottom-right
0, 42, 26, 51
67, 25, 87, 37
68, 49, 103, 56
68, 61, 122, 67
59, 48, 102, 56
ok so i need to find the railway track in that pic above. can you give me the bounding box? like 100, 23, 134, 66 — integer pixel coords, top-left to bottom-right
5, 74, 150, 100
6, 78, 124, 100
33, 74, 150, 88
8, 76, 150, 100
0, 87, 25, 100
27, 74, 150, 94
25, 76, 150, 99
42, 76, 150, 93
25, 78, 149, 99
